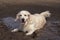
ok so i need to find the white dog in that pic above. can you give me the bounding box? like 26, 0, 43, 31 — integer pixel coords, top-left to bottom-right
11, 10, 51, 35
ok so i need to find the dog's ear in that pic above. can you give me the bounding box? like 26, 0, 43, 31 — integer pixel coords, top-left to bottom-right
28, 14, 30, 17
15, 14, 19, 21
27, 14, 31, 21
28, 13, 31, 17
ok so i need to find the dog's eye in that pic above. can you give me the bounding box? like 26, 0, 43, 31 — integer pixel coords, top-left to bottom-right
24, 15, 27, 16
19, 15, 22, 16
28, 15, 30, 16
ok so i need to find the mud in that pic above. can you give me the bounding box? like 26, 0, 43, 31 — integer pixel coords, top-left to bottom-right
0, 0, 60, 40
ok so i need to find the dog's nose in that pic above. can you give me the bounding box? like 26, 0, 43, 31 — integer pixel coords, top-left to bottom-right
22, 18, 25, 23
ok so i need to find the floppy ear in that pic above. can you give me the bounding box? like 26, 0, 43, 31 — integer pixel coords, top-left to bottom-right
27, 14, 31, 21
15, 14, 19, 21
28, 14, 30, 17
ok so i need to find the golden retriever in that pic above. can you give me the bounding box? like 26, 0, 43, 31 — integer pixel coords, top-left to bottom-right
11, 10, 51, 35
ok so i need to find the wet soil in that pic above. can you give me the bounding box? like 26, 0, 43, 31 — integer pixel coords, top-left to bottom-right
0, 1, 60, 40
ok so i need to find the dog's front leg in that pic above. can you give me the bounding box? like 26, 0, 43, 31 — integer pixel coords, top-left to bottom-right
26, 30, 35, 35
25, 23, 35, 35
11, 28, 19, 32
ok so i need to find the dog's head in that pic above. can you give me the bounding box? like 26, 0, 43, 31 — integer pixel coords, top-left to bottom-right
15, 10, 31, 23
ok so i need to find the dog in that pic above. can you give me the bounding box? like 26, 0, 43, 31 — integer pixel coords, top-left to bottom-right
11, 10, 51, 35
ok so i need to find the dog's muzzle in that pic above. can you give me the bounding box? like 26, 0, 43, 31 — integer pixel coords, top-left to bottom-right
21, 18, 25, 23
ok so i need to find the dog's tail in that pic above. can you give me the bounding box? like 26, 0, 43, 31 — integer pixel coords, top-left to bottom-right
40, 11, 51, 18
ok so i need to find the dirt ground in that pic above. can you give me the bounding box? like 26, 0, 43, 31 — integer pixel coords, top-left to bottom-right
0, 0, 60, 40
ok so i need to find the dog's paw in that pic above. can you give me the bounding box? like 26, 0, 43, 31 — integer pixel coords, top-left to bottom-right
26, 32, 32, 35
11, 28, 18, 32
26, 33, 30, 35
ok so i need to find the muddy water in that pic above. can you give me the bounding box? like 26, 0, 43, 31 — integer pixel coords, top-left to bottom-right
0, 4, 60, 40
